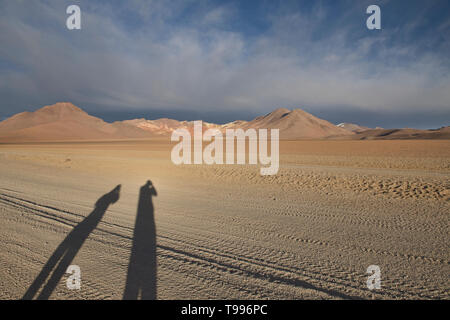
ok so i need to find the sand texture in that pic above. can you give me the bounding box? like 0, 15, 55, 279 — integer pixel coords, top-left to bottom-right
0, 140, 448, 299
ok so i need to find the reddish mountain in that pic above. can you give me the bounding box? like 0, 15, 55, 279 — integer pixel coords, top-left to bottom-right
0, 102, 152, 142
238, 108, 351, 139
0, 103, 447, 141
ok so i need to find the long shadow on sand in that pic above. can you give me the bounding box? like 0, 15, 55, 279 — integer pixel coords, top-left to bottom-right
123, 180, 157, 300
22, 185, 121, 300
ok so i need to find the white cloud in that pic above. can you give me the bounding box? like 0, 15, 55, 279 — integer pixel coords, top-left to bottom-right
0, 0, 449, 119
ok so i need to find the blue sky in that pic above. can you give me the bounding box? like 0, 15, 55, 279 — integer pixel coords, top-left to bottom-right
0, 0, 449, 128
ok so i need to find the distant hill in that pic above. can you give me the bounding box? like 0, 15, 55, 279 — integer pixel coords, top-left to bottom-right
342, 127, 450, 140
236, 108, 351, 139
0, 102, 448, 142
120, 118, 224, 136
121, 108, 351, 139
337, 122, 371, 133
0, 102, 152, 142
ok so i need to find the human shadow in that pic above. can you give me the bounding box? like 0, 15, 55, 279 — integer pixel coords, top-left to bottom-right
123, 180, 157, 300
22, 185, 121, 300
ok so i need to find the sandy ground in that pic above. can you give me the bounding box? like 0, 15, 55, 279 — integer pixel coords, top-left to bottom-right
0, 139, 448, 299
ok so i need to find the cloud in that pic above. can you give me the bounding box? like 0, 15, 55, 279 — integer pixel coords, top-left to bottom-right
0, 0, 449, 128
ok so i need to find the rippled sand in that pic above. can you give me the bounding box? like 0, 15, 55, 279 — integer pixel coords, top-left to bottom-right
0, 139, 448, 299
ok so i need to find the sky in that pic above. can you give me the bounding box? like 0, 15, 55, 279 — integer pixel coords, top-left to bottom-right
0, 0, 449, 128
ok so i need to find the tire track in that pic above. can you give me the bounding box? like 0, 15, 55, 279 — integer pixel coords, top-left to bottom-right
1, 190, 447, 299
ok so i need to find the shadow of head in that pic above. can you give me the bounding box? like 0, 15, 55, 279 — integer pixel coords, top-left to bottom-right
95, 184, 121, 209
144, 180, 152, 188
141, 180, 157, 197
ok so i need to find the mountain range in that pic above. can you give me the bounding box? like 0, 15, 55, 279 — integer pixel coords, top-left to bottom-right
0, 102, 448, 142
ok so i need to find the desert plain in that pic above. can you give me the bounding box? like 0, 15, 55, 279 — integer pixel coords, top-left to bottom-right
0, 139, 448, 299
